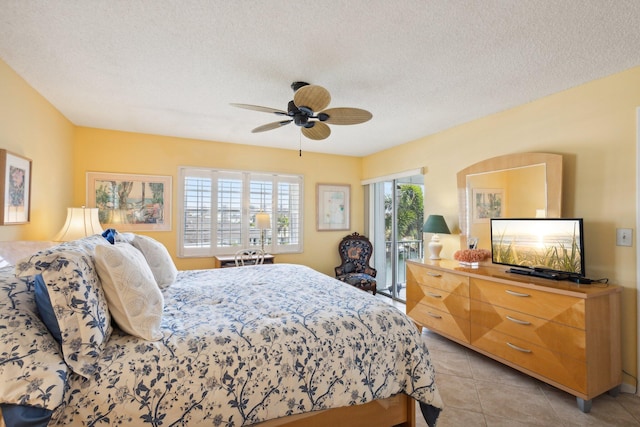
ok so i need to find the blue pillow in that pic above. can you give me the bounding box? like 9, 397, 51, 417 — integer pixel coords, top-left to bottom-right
101, 228, 117, 244
33, 275, 62, 343
0, 403, 53, 427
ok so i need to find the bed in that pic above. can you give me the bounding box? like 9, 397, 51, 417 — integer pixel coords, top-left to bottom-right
0, 235, 442, 426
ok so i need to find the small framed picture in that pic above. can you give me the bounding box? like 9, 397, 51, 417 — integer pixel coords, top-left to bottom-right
317, 183, 350, 231
0, 150, 31, 225
87, 172, 172, 231
472, 188, 504, 223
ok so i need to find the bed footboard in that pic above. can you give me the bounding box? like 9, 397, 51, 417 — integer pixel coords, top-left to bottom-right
254, 394, 415, 427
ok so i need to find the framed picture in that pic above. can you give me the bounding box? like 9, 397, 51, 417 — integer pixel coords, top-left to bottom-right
0, 150, 31, 225
87, 172, 171, 231
472, 188, 504, 223
317, 183, 350, 231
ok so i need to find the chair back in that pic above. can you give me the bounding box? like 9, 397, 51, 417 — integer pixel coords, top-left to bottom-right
234, 249, 266, 266
336, 232, 375, 275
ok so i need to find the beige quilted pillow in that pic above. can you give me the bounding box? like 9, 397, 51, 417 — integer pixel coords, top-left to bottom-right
94, 244, 164, 341
131, 235, 177, 289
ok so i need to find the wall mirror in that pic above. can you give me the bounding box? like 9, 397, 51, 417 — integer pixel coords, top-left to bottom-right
457, 153, 563, 250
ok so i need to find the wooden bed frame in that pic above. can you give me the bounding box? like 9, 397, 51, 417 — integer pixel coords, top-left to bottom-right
256, 393, 416, 427
0, 242, 419, 427
0, 396, 416, 427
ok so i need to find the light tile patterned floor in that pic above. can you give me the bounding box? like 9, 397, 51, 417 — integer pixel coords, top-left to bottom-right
420, 330, 640, 427
377, 296, 640, 426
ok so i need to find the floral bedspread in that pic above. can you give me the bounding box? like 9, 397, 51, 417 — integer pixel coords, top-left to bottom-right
51, 264, 442, 426
0, 267, 67, 411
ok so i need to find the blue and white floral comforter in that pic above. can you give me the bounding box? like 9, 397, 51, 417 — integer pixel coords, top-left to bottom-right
47, 263, 441, 425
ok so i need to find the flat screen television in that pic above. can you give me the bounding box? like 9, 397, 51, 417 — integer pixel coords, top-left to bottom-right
490, 218, 585, 278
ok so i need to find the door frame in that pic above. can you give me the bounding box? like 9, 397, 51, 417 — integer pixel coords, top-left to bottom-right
636, 107, 639, 396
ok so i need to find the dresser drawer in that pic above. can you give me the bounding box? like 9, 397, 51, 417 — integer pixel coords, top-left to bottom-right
471, 300, 586, 361
407, 304, 470, 343
470, 278, 585, 328
407, 263, 469, 297
408, 286, 470, 319
471, 324, 587, 393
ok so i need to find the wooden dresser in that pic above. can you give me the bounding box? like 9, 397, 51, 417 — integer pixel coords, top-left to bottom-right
406, 259, 622, 412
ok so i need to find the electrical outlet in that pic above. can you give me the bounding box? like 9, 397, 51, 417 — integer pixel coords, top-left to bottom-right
616, 228, 633, 247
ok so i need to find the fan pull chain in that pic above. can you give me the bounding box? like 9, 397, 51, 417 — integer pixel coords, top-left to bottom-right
299, 130, 302, 157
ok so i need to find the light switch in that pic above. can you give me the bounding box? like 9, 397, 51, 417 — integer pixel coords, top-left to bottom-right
616, 228, 633, 247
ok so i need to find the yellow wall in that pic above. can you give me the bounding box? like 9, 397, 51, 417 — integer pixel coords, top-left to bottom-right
73, 127, 363, 274
0, 60, 74, 240
363, 65, 640, 390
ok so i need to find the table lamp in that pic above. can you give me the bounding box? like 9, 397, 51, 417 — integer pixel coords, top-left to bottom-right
54, 206, 103, 241
422, 214, 451, 260
256, 212, 271, 251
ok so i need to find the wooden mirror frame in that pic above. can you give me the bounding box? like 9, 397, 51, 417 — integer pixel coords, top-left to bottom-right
456, 152, 563, 248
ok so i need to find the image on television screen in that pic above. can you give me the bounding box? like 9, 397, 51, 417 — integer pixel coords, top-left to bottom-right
490, 218, 585, 276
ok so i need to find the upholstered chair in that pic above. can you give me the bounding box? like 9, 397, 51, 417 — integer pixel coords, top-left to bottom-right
334, 232, 377, 294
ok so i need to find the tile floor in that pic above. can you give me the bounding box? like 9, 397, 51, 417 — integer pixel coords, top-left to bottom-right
418, 329, 640, 426
377, 296, 640, 426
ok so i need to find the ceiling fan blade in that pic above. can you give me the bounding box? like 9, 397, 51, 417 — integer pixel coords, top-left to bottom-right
252, 120, 292, 133
293, 85, 331, 112
230, 103, 288, 115
302, 122, 331, 140
322, 107, 372, 125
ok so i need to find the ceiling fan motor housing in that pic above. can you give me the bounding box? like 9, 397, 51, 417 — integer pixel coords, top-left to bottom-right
290, 81, 310, 92
288, 100, 315, 127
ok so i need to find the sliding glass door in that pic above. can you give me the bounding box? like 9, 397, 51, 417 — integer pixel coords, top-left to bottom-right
368, 174, 424, 302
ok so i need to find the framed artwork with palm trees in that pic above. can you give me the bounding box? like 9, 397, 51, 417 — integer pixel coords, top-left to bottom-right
87, 172, 171, 231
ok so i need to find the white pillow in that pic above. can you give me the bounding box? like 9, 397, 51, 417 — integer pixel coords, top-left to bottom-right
131, 235, 177, 290
114, 232, 136, 243
94, 244, 164, 341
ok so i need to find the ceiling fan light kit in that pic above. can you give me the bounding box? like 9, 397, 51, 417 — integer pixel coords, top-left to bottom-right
231, 82, 372, 141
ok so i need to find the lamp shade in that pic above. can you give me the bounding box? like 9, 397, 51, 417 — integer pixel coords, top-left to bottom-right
256, 212, 271, 229
53, 207, 104, 241
422, 215, 451, 234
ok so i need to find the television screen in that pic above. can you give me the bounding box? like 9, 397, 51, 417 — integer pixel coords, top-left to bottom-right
490, 218, 585, 278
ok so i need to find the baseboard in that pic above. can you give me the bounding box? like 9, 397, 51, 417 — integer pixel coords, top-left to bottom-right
621, 382, 636, 395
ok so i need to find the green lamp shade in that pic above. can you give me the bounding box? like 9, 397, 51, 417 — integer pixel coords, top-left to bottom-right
423, 215, 451, 234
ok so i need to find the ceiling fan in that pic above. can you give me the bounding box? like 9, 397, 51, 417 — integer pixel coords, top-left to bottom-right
231, 82, 372, 140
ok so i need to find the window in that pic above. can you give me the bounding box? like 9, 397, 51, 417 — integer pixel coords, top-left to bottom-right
178, 167, 303, 257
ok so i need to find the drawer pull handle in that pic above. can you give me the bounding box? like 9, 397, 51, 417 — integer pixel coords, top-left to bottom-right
426, 292, 442, 299
427, 312, 442, 319
505, 289, 530, 298
507, 342, 532, 353
506, 315, 531, 325
427, 272, 442, 277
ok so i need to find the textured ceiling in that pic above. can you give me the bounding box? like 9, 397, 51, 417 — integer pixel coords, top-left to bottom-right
1, 1, 640, 156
